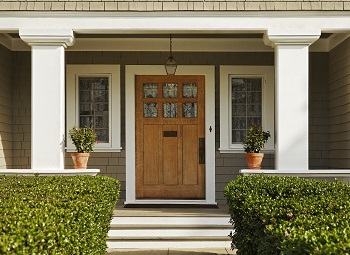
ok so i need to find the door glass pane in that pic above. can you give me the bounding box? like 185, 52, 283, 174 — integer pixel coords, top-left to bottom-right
163, 83, 178, 98
183, 83, 197, 98
183, 103, 197, 118
144, 83, 158, 98
144, 103, 158, 118
163, 103, 178, 118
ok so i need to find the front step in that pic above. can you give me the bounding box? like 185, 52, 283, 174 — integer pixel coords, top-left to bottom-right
107, 216, 233, 249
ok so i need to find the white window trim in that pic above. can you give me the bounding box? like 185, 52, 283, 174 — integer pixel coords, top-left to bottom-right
219, 65, 275, 153
66, 65, 122, 152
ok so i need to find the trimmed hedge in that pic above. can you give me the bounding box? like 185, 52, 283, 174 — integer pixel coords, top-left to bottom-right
0, 175, 120, 255
224, 175, 350, 255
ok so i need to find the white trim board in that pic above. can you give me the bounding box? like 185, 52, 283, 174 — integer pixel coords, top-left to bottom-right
0, 36, 341, 53
125, 65, 216, 205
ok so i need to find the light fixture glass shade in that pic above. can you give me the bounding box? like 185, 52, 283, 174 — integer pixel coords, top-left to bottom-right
165, 55, 177, 75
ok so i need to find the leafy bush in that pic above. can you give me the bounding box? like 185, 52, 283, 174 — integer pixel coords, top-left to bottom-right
0, 175, 120, 255
69, 126, 97, 152
243, 124, 270, 153
224, 175, 350, 255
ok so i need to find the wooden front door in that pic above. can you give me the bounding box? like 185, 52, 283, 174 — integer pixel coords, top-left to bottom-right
136, 75, 205, 199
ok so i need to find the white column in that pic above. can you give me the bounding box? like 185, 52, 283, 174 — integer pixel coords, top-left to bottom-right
20, 29, 75, 170
264, 30, 320, 170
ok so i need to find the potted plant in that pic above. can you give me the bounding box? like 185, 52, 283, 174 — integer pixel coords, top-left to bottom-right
69, 126, 97, 169
243, 124, 270, 169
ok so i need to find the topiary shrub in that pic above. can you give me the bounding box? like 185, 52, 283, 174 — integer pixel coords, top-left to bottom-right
0, 175, 120, 255
224, 175, 350, 255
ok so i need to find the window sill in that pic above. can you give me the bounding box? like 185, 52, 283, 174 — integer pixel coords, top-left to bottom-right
219, 148, 275, 154
66, 147, 122, 153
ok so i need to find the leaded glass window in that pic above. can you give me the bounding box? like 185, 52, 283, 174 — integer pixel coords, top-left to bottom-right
163, 103, 178, 118
163, 83, 178, 98
144, 83, 158, 98
144, 103, 158, 118
231, 77, 262, 144
183, 83, 197, 98
183, 103, 197, 118
79, 77, 109, 143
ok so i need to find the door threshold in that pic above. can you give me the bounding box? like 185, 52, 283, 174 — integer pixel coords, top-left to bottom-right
124, 200, 218, 208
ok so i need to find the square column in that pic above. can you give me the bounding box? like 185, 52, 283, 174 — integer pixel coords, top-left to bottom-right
20, 29, 74, 170
264, 30, 320, 170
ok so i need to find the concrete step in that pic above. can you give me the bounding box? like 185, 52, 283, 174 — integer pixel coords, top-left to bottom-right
107, 216, 233, 249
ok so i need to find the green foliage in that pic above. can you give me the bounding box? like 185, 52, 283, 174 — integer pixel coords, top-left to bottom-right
0, 175, 120, 255
224, 175, 350, 255
69, 126, 97, 153
243, 124, 270, 153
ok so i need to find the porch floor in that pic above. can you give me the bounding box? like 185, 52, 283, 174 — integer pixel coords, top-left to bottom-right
113, 204, 230, 217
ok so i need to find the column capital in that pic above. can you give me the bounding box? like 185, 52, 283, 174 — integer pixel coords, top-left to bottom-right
19, 29, 75, 48
263, 29, 321, 48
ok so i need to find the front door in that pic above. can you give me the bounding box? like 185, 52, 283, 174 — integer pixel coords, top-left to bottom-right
136, 75, 205, 199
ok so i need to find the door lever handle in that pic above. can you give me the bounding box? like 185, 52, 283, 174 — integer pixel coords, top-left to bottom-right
199, 138, 205, 164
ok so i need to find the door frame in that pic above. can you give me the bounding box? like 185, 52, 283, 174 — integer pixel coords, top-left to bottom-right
125, 65, 216, 205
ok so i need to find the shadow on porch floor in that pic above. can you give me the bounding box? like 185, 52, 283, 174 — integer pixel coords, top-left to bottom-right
107, 248, 236, 255
112, 203, 230, 217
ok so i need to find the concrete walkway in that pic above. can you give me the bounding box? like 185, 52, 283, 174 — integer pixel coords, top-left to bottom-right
107, 248, 237, 254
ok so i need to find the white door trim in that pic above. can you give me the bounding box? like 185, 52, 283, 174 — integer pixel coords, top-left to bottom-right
125, 65, 216, 205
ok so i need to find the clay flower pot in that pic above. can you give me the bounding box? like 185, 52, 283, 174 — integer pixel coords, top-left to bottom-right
71, 152, 90, 169
246, 153, 264, 169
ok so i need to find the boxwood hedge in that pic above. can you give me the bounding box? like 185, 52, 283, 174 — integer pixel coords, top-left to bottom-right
0, 175, 120, 255
224, 175, 350, 255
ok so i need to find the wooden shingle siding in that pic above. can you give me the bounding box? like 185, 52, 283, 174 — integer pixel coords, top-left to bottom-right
329, 37, 350, 168
11, 52, 31, 169
0, 1, 348, 12
0, 45, 12, 168
309, 53, 329, 169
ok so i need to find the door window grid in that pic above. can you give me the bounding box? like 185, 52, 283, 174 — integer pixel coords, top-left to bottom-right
79, 77, 109, 143
231, 77, 262, 144
143, 82, 198, 119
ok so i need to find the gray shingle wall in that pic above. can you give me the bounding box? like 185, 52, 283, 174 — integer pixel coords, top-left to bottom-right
0, 45, 12, 168
309, 53, 329, 169
10, 50, 330, 204
329, 37, 350, 168
0, 1, 348, 12
12, 51, 31, 169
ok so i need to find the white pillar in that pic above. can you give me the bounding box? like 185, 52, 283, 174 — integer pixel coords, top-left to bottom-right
20, 29, 75, 170
264, 30, 320, 170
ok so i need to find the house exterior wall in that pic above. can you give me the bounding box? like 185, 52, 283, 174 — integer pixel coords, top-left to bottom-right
12, 52, 31, 169
11, 50, 330, 204
0, 1, 348, 11
0, 45, 13, 168
329, 37, 350, 168
309, 52, 329, 169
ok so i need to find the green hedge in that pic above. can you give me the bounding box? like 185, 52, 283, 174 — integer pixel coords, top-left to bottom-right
224, 175, 350, 255
0, 175, 120, 255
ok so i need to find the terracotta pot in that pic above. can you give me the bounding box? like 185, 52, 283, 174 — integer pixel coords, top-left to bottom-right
71, 152, 90, 169
246, 153, 264, 169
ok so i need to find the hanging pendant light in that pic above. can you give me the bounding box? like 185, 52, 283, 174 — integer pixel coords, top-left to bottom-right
165, 34, 177, 75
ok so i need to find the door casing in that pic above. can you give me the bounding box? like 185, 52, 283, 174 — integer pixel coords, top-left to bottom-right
125, 65, 216, 205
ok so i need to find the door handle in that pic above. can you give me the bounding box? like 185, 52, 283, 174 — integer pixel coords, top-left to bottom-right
199, 138, 205, 164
